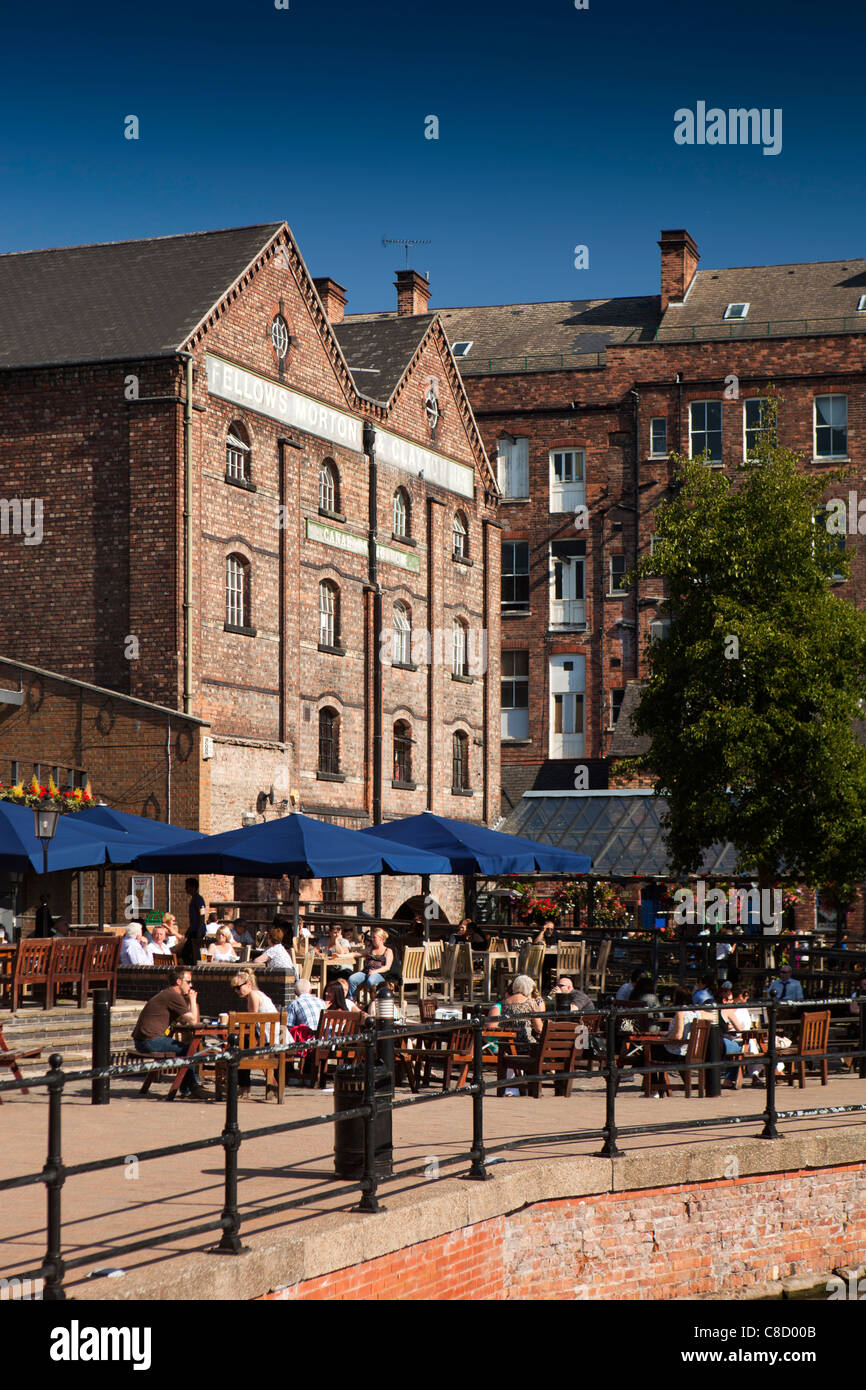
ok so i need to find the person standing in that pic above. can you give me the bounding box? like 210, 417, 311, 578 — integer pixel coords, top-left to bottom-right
34, 895, 53, 937
181, 877, 207, 965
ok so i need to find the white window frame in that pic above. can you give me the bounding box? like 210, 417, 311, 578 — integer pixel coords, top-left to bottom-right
502, 541, 530, 613
724, 302, 750, 320
501, 651, 529, 741
319, 460, 338, 512
497, 436, 530, 500
452, 621, 468, 676
649, 418, 667, 458
549, 551, 586, 629
226, 428, 250, 482
451, 341, 473, 358
318, 581, 337, 647
814, 395, 848, 460
858, 296, 866, 313
689, 400, 723, 465
452, 511, 469, 558
742, 397, 774, 459
393, 603, 411, 665
226, 555, 248, 628
549, 654, 585, 759
393, 489, 408, 538
548, 449, 586, 513
608, 555, 629, 596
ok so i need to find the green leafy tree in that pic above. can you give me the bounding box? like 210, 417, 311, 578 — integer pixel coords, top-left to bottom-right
626, 399, 866, 891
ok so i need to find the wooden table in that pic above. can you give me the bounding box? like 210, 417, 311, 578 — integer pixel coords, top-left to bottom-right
308, 952, 362, 994
167, 1023, 227, 1099
472, 948, 518, 998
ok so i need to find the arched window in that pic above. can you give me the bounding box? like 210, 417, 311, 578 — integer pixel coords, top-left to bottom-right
318, 707, 340, 774
452, 731, 470, 791
225, 554, 250, 628
318, 580, 339, 648
226, 421, 251, 483
452, 619, 468, 676
452, 511, 469, 559
393, 488, 409, 538
319, 459, 339, 513
393, 602, 411, 665
393, 721, 413, 784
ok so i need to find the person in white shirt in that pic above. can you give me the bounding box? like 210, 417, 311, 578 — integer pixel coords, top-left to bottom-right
207, 926, 239, 963
148, 924, 174, 956
253, 925, 296, 973
119, 922, 152, 966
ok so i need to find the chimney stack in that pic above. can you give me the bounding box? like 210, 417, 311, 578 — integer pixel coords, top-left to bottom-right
314, 276, 348, 324
658, 230, 699, 312
395, 269, 431, 317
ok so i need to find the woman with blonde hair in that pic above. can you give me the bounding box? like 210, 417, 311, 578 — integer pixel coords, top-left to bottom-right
208, 925, 239, 963
227, 969, 286, 1096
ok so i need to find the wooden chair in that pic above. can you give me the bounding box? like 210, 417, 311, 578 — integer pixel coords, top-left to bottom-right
487, 936, 507, 954
82, 936, 122, 1005
576, 1012, 603, 1072
398, 946, 426, 1011
785, 1010, 830, 1088
556, 941, 586, 981
0, 1021, 42, 1101
10, 939, 53, 1011
224, 1011, 288, 1101
424, 939, 443, 974
122, 1046, 179, 1094
46, 937, 89, 1008
423, 943, 458, 998
0, 945, 17, 1007
517, 943, 545, 988
653, 1018, 711, 1098
583, 938, 612, 994
304, 1010, 362, 1088
453, 943, 483, 1002
495, 1018, 579, 1098
417, 1027, 474, 1091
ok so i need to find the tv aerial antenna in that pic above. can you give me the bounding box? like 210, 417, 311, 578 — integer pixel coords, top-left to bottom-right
382, 236, 431, 270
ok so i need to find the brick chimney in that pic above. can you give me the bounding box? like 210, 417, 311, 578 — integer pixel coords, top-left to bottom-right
395, 269, 431, 317
658, 229, 700, 312
313, 276, 347, 324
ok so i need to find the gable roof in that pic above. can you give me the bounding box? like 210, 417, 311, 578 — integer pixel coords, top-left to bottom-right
333, 315, 436, 404
0, 223, 283, 368
658, 259, 866, 340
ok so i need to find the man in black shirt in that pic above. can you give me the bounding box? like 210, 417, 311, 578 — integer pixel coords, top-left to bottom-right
181, 877, 207, 965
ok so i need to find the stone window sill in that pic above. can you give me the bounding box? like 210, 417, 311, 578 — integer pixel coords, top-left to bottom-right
316, 770, 346, 783
318, 643, 346, 656
391, 534, 417, 547
452, 553, 473, 567
392, 661, 418, 672
391, 779, 417, 791
451, 787, 474, 797
224, 623, 257, 637
225, 473, 257, 493
319, 507, 346, 523
451, 673, 474, 684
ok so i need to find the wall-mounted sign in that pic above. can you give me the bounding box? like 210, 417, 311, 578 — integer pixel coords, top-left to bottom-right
306, 518, 421, 573
130, 875, 154, 912
206, 355, 363, 453
373, 426, 474, 499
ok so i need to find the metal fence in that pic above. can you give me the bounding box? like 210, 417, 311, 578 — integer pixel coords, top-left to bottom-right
2, 996, 865, 1300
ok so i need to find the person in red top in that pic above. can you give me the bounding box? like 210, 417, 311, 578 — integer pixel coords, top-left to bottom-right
132, 967, 210, 1099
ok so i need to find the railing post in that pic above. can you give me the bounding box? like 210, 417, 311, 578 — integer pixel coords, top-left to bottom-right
357, 1023, 381, 1213
467, 1019, 491, 1181
760, 998, 782, 1139
858, 997, 866, 1081
598, 1006, 624, 1157
215, 1032, 247, 1253
41, 1053, 66, 1300
91, 987, 111, 1106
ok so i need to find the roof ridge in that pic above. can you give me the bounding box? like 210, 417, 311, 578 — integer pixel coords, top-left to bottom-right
0, 223, 284, 261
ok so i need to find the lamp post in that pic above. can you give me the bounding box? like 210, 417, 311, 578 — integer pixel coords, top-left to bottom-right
34, 806, 60, 877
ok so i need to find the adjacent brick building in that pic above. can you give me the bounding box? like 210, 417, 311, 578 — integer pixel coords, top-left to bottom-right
0, 223, 501, 921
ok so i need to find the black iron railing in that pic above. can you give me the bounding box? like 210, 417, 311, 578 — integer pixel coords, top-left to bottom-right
2, 997, 865, 1299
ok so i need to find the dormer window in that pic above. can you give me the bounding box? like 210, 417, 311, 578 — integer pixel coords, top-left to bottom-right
451, 341, 473, 358
724, 303, 749, 321
857, 296, 866, 312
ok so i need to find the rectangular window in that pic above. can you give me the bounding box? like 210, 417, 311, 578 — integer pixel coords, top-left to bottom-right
32, 764, 40, 783
814, 395, 848, 459
743, 398, 776, 458
689, 400, 722, 464
610, 688, 626, 729
724, 302, 749, 320
609, 555, 628, 595
225, 432, 250, 482
549, 449, 586, 512
10, 760, 18, 785
549, 551, 585, 628
649, 418, 667, 457
501, 651, 529, 740
549, 654, 586, 758
321, 877, 339, 907
497, 437, 530, 499
501, 541, 530, 612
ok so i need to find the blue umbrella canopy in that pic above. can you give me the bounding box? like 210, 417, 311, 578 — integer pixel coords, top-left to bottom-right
0, 802, 120, 874
74, 806, 205, 864
132, 811, 453, 878
359, 811, 593, 876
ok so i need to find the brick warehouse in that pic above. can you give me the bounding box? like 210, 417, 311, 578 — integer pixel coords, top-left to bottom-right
352, 228, 866, 929
0, 223, 501, 922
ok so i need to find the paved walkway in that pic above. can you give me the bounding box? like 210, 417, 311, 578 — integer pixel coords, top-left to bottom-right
2, 1063, 865, 1297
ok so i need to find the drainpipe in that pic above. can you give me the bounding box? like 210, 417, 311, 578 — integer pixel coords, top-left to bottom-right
181, 354, 195, 716
598, 509, 607, 750
166, 717, 172, 914
364, 420, 383, 917
630, 388, 641, 680
675, 372, 683, 454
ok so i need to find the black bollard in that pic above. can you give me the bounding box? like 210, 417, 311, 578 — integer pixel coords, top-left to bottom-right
705, 1018, 722, 1098
90, 988, 111, 1106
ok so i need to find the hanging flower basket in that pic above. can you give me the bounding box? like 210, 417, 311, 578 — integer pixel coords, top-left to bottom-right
0, 774, 92, 812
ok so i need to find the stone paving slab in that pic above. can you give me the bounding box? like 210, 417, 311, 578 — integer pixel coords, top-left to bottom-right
2, 1067, 865, 1299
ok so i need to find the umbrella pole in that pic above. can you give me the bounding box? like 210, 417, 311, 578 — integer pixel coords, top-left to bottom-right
97, 866, 105, 931
421, 874, 430, 944
292, 876, 299, 941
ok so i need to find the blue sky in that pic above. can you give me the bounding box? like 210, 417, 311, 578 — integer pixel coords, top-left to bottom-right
1, 0, 863, 312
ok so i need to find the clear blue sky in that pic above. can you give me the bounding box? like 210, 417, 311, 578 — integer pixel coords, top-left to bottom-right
2, 0, 863, 313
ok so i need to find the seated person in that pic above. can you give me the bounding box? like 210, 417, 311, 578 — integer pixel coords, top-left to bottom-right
533, 920, 561, 948
323, 978, 366, 1015
228, 969, 286, 1093
230, 919, 255, 947
207, 926, 239, 963
285, 978, 327, 1033
767, 965, 804, 1001
148, 923, 174, 957
488, 975, 546, 1052
317, 924, 353, 957
449, 918, 487, 949
692, 973, 716, 1006
157, 914, 179, 948
347, 928, 394, 999
119, 922, 152, 966
253, 925, 296, 974
131, 967, 209, 1099
616, 968, 642, 1002
548, 975, 593, 1013
271, 913, 295, 952
719, 983, 761, 1087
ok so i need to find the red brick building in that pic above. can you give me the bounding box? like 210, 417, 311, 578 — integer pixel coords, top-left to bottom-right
0, 223, 501, 920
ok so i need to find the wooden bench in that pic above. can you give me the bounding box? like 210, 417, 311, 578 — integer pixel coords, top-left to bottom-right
46, 937, 89, 1008
81, 936, 122, 1005
10, 939, 53, 1011
0, 1022, 42, 1102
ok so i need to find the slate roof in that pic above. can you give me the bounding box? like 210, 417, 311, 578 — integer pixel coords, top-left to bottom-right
658, 259, 866, 340
0, 223, 284, 368
332, 315, 436, 403
608, 681, 651, 758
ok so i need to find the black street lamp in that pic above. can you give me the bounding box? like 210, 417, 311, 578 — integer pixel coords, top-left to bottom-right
33, 807, 60, 877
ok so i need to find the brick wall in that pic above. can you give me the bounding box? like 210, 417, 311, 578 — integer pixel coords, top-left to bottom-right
259, 1162, 866, 1300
